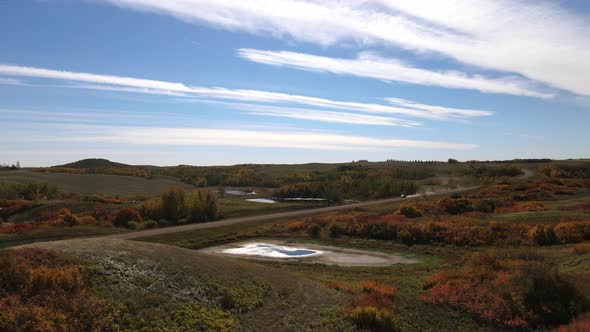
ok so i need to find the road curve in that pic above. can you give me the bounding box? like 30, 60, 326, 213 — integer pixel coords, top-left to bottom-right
103, 186, 479, 241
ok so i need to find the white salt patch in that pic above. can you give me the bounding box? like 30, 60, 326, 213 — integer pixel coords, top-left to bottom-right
222, 243, 324, 258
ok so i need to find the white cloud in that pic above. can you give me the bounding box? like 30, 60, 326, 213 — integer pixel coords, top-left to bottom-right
0, 64, 188, 91
0, 77, 24, 86
384, 98, 491, 117
0, 64, 492, 120
1, 122, 476, 151
229, 103, 421, 127
238, 49, 551, 98
102, 0, 590, 96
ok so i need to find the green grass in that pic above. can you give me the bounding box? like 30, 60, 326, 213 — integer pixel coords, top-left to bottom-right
494, 210, 588, 224
136, 214, 289, 248
252, 249, 492, 331
219, 196, 327, 219
0, 224, 127, 248
0, 169, 194, 196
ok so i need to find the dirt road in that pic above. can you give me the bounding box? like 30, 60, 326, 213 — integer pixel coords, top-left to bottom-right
103, 185, 480, 240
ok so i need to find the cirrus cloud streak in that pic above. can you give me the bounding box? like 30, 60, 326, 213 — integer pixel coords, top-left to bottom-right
1, 122, 477, 151
102, 0, 590, 96
238, 49, 551, 98
0, 64, 493, 122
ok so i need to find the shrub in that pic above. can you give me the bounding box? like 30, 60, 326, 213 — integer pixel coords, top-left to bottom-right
127, 221, 139, 230
307, 223, 322, 238
528, 225, 556, 246
113, 208, 143, 228
422, 251, 587, 328
286, 220, 307, 232
89, 208, 114, 224
474, 199, 497, 213
140, 198, 163, 220
328, 222, 344, 237
62, 212, 80, 227
210, 279, 270, 313
363, 282, 397, 299
78, 215, 98, 225
524, 270, 587, 327
398, 204, 422, 218
554, 221, 590, 243
172, 304, 234, 331
0, 248, 119, 331
348, 280, 397, 331
143, 220, 157, 229
348, 306, 394, 331
436, 197, 473, 214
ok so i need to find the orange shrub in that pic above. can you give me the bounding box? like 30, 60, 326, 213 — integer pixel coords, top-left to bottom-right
78, 215, 98, 225
422, 251, 587, 328
348, 306, 394, 331
112, 208, 143, 228
286, 220, 308, 232
0, 248, 118, 331
26, 265, 83, 295
347, 280, 397, 330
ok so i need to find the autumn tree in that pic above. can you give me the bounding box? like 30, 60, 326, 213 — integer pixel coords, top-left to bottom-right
113, 208, 143, 228
185, 190, 218, 223
161, 187, 185, 221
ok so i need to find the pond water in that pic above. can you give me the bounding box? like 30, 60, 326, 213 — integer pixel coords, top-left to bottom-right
222, 243, 323, 258
245, 198, 277, 204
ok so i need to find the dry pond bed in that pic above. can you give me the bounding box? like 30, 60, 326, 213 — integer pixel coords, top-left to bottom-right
200, 240, 418, 266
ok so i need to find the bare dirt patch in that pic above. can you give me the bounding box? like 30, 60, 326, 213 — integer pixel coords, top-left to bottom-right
201, 240, 418, 266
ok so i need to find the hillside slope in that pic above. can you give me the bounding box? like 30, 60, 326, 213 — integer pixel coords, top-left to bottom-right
23, 238, 348, 331
55, 158, 133, 169
0, 170, 194, 196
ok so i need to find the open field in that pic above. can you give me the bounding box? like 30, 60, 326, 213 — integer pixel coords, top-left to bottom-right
105, 186, 478, 241
2, 160, 590, 331
0, 169, 195, 196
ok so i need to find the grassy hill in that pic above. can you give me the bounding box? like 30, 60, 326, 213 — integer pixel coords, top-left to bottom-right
56, 158, 134, 169
22, 238, 350, 331
0, 169, 194, 196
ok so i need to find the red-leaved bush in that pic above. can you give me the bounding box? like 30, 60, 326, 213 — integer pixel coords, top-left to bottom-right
0, 248, 119, 331
422, 251, 587, 328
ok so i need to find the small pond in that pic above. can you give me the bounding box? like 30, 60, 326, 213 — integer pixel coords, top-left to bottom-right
222, 243, 323, 258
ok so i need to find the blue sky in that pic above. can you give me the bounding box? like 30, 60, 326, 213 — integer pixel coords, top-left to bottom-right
1, 0, 589, 166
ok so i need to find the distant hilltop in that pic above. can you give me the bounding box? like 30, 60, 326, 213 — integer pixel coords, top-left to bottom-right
55, 158, 132, 169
